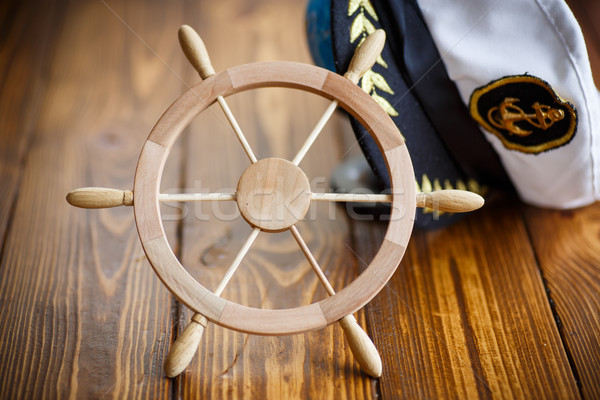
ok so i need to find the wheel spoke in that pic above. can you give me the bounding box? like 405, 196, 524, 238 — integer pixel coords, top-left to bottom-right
289, 225, 335, 296
289, 224, 382, 376
291, 29, 386, 167
163, 225, 259, 378
158, 190, 484, 213
292, 100, 338, 165
158, 192, 236, 202
217, 96, 258, 164
311, 192, 392, 203
213, 227, 260, 295
178, 25, 257, 164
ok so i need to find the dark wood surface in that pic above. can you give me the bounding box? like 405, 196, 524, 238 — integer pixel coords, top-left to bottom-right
0, 0, 598, 399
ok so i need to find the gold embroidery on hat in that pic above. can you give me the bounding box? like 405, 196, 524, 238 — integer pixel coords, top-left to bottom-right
417, 175, 487, 216
348, 0, 398, 117
349, 0, 378, 20
420, 174, 432, 193
361, 70, 393, 94
469, 75, 577, 154
467, 178, 485, 195
487, 98, 565, 137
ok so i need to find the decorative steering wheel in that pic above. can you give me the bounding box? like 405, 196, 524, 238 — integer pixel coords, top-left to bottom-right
67, 26, 483, 379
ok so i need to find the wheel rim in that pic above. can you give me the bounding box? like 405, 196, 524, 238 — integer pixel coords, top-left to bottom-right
133, 61, 415, 335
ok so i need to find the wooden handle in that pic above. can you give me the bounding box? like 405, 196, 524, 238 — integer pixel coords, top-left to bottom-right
163, 228, 260, 377
178, 25, 215, 79
344, 29, 386, 84
416, 190, 484, 213
339, 315, 382, 378
66, 187, 133, 209
164, 315, 207, 378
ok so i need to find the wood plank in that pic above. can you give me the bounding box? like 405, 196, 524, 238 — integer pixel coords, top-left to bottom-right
353, 198, 579, 399
522, 204, 600, 399
565, 0, 600, 83
171, 0, 377, 397
524, 2, 600, 399
0, 1, 61, 258
0, 0, 188, 397
3, 0, 595, 398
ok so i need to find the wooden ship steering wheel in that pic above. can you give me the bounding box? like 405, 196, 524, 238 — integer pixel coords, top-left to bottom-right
67, 25, 483, 379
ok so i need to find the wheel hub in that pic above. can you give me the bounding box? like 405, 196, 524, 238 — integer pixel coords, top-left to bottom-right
236, 157, 311, 232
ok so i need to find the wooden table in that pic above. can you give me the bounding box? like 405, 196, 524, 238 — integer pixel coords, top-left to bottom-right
1, 0, 598, 398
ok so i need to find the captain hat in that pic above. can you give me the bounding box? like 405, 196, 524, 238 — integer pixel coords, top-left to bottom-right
418, 0, 599, 208
306, 0, 599, 225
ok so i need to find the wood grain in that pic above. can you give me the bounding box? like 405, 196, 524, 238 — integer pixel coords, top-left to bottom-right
523, 204, 600, 399
566, 0, 600, 84
0, 0, 189, 397
350, 198, 579, 399
0, 1, 62, 260
1, 0, 598, 398
527, 2, 600, 398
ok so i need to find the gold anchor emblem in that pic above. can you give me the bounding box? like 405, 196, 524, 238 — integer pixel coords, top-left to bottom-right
470, 75, 577, 153
487, 97, 565, 137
